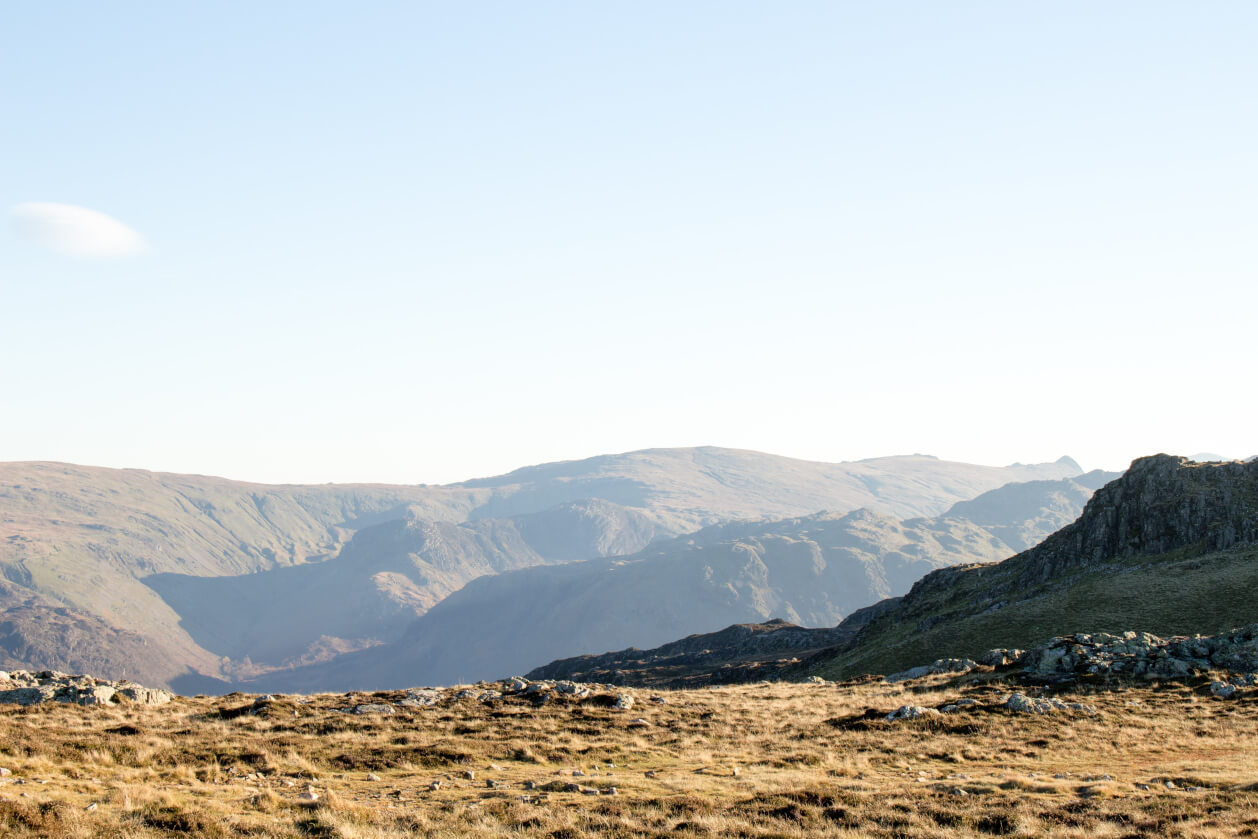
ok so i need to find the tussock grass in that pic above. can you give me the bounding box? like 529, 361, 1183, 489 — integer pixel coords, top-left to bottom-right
0, 678, 1256, 837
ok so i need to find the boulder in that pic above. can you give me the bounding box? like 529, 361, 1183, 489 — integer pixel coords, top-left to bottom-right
885, 705, 941, 721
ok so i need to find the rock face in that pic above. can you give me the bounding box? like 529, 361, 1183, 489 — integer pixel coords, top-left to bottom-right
1010, 454, 1258, 583
0, 669, 174, 706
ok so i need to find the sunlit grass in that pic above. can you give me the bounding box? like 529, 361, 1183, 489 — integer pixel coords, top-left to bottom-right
0, 676, 1255, 837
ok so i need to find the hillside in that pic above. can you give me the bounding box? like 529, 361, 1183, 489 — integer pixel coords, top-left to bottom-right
525, 618, 847, 687
251, 474, 1104, 692
145, 500, 662, 670
811, 455, 1258, 679
0, 450, 1082, 688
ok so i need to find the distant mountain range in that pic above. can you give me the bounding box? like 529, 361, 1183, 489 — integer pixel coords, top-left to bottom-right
0, 449, 1083, 689
248, 472, 1114, 692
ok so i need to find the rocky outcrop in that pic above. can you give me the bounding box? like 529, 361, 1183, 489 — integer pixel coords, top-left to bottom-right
0, 669, 174, 706
817, 455, 1258, 678
1003, 625, 1258, 682
1010, 455, 1258, 584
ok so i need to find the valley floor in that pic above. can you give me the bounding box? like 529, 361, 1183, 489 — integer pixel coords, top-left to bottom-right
0, 675, 1256, 838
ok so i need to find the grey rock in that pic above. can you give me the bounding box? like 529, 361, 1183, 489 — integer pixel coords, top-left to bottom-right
1209, 681, 1237, 699
885, 705, 941, 721
886, 658, 977, 683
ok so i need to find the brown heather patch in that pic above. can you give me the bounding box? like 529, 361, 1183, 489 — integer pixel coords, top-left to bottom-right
0, 676, 1255, 837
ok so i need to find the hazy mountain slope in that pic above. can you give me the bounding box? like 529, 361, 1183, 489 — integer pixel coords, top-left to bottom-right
941, 470, 1119, 551
811, 455, 1258, 679
144, 500, 662, 669
455, 447, 1083, 525
0, 579, 188, 685
250, 509, 1022, 692
0, 462, 475, 683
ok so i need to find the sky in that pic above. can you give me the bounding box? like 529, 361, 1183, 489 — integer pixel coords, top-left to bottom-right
2, 2, 1256, 485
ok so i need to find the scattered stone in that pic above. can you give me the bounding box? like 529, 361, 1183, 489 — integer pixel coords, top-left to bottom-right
644, 770, 658, 779
649, 696, 667, 705
1005, 692, 1096, 715
353, 704, 395, 715
613, 694, 634, 710
462, 770, 475, 781
402, 688, 442, 707
1210, 681, 1237, 699
297, 791, 319, 803
886, 658, 978, 683
980, 649, 1026, 667
365, 773, 381, 782
600, 786, 618, 796
0, 768, 10, 777
84, 802, 98, 812
885, 705, 941, 721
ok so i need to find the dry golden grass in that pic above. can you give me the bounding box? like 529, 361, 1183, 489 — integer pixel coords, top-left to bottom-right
0, 675, 1256, 838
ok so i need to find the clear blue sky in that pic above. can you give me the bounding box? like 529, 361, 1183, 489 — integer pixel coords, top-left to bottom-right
3, 2, 1255, 483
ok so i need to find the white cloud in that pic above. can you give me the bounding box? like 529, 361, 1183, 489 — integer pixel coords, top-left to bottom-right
10, 202, 148, 259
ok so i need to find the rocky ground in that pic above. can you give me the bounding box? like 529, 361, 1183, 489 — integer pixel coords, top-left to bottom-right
1, 637, 1257, 838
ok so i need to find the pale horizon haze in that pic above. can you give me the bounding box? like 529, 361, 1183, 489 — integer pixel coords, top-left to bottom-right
3, 3, 1255, 485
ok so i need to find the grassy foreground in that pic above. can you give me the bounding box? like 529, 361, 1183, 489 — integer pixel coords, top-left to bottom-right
0, 676, 1256, 838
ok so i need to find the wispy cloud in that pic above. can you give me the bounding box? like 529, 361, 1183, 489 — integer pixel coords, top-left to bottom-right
10, 202, 148, 259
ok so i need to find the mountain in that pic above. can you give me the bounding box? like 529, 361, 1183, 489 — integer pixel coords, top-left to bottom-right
143, 499, 662, 671
526, 618, 848, 688
808, 454, 1258, 680
249, 473, 1103, 692
0, 449, 1082, 688
938, 469, 1118, 551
